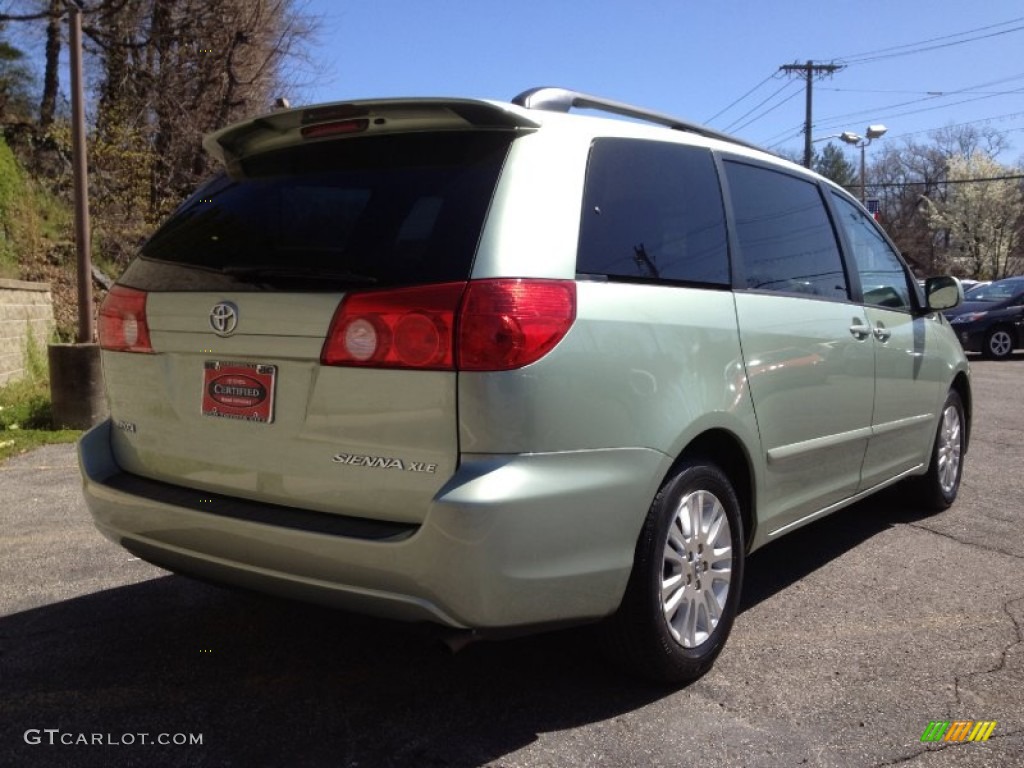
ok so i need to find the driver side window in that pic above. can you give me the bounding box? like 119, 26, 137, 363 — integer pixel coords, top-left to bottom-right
831, 192, 912, 311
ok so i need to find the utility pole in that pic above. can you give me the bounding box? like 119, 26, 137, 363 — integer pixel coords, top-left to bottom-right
49, 0, 107, 432
69, 0, 93, 343
779, 60, 844, 168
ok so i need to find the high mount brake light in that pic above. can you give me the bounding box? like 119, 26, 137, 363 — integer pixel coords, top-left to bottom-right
300, 119, 369, 139
320, 280, 576, 372
98, 286, 153, 353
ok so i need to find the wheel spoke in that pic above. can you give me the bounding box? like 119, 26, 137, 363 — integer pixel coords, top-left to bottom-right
704, 507, 726, 548
662, 574, 684, 612
683, 597, 699, 647
703, 584, 724, 621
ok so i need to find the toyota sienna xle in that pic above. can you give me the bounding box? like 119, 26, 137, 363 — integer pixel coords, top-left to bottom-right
79, 87, 971, 682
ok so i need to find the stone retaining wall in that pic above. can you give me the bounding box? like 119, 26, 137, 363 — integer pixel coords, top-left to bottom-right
0, 278, 55, 386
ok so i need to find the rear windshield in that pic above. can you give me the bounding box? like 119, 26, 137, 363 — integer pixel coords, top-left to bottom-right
119, 132, 513, 291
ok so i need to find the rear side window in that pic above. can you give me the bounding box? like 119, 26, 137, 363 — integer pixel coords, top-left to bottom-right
724, 160, 848, 300
120, 132, 513, 291
577, 139, 729, 285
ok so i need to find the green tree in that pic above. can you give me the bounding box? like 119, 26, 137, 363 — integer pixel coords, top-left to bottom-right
812, 142, 856, 188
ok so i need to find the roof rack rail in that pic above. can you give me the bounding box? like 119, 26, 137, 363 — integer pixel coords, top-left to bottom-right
511, 86, 765, 153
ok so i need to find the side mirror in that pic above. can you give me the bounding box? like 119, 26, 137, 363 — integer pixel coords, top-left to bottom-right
925, 276, 963, 312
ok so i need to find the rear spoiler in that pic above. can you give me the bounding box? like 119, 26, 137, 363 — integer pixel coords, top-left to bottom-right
203, 98, 540, 175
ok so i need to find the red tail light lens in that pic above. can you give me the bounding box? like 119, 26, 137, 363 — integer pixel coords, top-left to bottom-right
321, 283, 464, 369
321, 279, 576, 372
457, 280, 576, 371
98, 286, 153, 353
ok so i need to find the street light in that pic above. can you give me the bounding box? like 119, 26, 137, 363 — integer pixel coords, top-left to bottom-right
840, 124, 887, 203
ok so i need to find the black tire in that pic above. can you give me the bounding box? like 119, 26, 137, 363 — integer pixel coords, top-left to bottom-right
604, 460, 744, 684
982, 327, 1014, 360
913, 389, 966, 511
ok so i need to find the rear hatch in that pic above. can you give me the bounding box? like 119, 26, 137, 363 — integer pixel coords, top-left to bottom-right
100, 103, 527, 524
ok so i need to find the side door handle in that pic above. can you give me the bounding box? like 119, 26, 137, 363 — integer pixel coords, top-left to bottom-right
873, 323, 891, 342
849, 320, 870, 341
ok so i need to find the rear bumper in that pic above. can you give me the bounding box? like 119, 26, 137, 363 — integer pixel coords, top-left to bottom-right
79, 420, 668, 629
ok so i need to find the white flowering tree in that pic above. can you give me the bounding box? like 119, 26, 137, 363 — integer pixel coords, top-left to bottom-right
923, 153, 1024, 279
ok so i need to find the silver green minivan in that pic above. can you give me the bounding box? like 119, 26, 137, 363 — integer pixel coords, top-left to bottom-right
79, 87, 970, 682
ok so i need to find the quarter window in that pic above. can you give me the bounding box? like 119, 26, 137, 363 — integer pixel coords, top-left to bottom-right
577, 139, 729, 285
724, 161, 848, 300
830, 193, 912, 311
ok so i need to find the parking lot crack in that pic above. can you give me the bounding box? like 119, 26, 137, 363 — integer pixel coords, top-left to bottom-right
906, 521, 1024, 562
991, 595, 1024, 674
871, 727, 1022, 767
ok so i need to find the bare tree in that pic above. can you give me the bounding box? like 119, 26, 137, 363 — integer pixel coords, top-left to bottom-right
869, 125, 1019, 276
86, 0, 313, 264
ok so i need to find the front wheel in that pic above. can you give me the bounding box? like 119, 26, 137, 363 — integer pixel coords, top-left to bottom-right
604, 460, 744, 683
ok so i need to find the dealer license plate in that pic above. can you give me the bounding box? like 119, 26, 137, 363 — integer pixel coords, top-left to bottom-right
202, 361, 277, 423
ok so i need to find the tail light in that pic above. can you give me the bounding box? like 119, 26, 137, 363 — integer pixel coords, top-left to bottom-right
457, 280, 576, 371
321, 279, 576, 371
321, 283, 464, 370
98, 286, 153, 353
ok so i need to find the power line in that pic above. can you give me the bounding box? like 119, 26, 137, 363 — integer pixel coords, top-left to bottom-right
811, 72, 1024, 131
721, 78, 799, 132
870, 174, 1024, 189
731, 89, 804, 134
705, 72, 778, 125
819, 87, 1024, 97
836, 17, 1024, 65
887, 113, 1024, 141
767, 114, 1024, 154
815, 88, 1024, 133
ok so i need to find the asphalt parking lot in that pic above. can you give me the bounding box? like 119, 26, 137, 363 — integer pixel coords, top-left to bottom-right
1, 357, 1022, 768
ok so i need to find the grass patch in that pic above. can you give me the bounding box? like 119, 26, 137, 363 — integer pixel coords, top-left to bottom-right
0, 428, 80, 463
0, 333, 82, 463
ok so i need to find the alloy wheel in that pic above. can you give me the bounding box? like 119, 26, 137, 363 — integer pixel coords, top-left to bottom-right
936, 404, 963, 495
661, 490, 733, 648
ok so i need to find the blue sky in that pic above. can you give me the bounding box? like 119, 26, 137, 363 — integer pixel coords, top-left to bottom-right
297, 0, 1024, 163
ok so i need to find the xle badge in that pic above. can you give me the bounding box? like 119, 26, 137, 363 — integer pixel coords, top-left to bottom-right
332, 453, 438, 473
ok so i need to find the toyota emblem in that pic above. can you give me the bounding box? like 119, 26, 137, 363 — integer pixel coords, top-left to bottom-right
210, 302, 239, 336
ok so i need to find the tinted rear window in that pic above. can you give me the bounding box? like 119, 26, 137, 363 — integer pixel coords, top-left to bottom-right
724, 160, 848, 300
577, 138, 730, 285
119, 132, 513, 291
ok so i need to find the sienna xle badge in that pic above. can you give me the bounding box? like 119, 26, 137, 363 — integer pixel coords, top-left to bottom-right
80, 87, 971, 682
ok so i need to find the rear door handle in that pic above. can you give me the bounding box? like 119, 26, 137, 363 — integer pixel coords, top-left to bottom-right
873, 324, 891, 342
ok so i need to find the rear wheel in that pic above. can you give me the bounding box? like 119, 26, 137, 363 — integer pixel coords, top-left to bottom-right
605, 460, 744, 683
983, 327, 1014, 360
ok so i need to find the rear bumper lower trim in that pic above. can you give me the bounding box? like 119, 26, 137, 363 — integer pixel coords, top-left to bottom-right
103, 471, 417, 542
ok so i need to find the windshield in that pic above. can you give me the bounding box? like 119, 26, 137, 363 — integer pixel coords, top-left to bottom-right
119, 131, 513, 292
965, 280, 1024, 302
